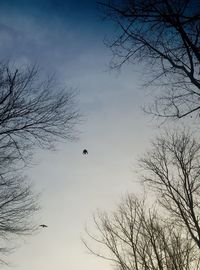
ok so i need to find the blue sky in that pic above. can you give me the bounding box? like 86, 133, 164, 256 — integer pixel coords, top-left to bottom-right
0, 0, 104, 69
0, 1, 158, 270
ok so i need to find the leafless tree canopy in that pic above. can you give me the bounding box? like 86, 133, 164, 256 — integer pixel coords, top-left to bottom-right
0, 64, 79, 168
139, 129, 200, 249
0, 174, 38, 235
0, 63, 79, 262
99, 0, 200, 119
84, 194, 200, 270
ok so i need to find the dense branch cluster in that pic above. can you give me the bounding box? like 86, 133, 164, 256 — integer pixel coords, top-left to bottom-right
140, 129, 200, 248
0, 64, 78, 167
100, 0, 200, 119
84, 129, 200, 270
84, 194, 200, 270
0, 63, 79, 262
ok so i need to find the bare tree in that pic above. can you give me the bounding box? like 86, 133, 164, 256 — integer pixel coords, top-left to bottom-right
0, 174, 38, 236
0, 62, 79, 262
83, 194, 200, 270
0, 169, 39, 265
99, 0, 200, 119
139, 128, 200, 249
0, 63, 79, 168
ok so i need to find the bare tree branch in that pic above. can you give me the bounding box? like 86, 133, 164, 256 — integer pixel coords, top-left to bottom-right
83, 194, 200, 269
99, 0, 200, 119
139, 128, 200, 249
0, 62, 80, 263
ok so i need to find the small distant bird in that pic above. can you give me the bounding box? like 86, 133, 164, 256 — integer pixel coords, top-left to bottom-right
40, 224, 48, 228
82, 149, 88, 155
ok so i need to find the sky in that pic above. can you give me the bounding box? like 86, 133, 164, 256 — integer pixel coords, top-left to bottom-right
0, 1, 159, 270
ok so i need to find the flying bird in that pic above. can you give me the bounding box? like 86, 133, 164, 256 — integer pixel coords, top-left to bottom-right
40, 224, 48, 228
82, 149, 88, 155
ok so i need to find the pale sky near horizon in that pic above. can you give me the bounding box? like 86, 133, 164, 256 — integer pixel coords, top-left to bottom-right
0, 1, 165, 270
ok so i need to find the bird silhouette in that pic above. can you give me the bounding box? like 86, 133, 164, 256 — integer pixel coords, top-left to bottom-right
82, 149, 88, 155
40, 224, 48, 228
